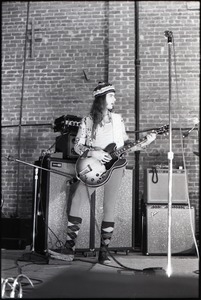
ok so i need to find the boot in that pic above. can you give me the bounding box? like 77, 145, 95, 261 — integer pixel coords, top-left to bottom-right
98, 221, 114, 265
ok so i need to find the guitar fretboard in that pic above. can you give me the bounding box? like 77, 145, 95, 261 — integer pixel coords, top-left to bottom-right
112, 139, 145, 157
110, 124, 169, 158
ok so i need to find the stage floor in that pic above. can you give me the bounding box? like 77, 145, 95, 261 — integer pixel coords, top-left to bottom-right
1, 248, 199, 298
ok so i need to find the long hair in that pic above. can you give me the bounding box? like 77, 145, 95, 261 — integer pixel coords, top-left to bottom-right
90, 94, 107, 137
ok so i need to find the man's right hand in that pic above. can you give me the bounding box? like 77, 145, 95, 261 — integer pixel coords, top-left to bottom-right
89, 149, 112, 162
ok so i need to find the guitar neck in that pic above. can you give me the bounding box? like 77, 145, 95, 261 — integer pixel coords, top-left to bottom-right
114, 139, 147, 156
114, 126, 167, 157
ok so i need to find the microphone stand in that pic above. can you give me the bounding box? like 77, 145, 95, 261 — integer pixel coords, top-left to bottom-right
164, 30, 173, 277
5, 155, 74, 263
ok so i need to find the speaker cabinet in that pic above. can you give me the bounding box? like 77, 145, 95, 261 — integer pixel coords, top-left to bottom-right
144, 169, 188, 204
94, 167, 135, 250
34, 157, 91, 254
55, 132, 79, 159
142, 204, 196, 255
34, 160, 135, 254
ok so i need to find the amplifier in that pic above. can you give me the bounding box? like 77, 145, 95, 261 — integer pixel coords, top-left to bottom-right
33, 158, 92, 254
53, 114, 81, 133
55, 132, 79, 159
144, 168, 188, 204
142, 204, 196, 255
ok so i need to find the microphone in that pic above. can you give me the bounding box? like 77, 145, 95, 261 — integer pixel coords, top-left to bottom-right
182, 130, 192, 138
183, 126, 196, 138
183, 119, 199, 138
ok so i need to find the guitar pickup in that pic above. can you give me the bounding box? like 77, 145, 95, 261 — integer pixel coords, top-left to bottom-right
79, 164, 92, 176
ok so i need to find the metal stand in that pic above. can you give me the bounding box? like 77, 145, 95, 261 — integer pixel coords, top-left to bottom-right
5, 155, 74, 263
32, 167, 38, 253
164, 30, 173, 277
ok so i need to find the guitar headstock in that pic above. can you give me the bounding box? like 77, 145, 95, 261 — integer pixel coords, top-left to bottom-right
155, 124, 169, 136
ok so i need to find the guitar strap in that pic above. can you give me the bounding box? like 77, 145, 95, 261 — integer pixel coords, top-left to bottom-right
85, 115, 94, 146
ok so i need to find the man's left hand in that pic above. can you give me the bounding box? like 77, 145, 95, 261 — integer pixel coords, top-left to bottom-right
146, 132, 157, 143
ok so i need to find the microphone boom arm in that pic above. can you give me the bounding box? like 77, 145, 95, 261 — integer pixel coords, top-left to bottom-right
5, 155, 74, 178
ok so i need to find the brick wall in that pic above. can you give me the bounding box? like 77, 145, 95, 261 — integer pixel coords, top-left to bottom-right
2, 0, 109, 217
1, 1, 199, 234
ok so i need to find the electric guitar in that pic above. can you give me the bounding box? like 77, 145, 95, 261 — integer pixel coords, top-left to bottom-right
75, 125, 169, 187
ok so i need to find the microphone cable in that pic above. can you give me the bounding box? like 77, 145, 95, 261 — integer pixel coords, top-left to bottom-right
179, 128, 199, 260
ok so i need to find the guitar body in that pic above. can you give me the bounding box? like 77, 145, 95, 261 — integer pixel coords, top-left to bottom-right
75, 125, 169, 187
75, 143, 127, 187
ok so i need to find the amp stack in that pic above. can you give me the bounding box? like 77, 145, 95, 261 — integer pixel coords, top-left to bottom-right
33, 114, 82, 255
141, 168, 196, 255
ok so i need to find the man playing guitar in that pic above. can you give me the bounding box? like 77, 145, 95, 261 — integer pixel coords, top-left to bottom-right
53, 82, 159, 264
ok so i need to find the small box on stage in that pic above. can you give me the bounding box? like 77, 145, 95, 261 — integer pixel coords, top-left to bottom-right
142, 204, 196, 255
144, 168, 188, 204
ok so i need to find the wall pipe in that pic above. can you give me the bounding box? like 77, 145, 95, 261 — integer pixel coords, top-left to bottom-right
15, 1, 30, 217
134, 1, 141, 247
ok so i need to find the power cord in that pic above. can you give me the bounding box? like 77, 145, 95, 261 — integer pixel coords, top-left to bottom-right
2, 259, 34, 298
179, 128, 199, 260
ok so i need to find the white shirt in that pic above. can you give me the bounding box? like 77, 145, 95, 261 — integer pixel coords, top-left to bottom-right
92, 122, 114, 149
